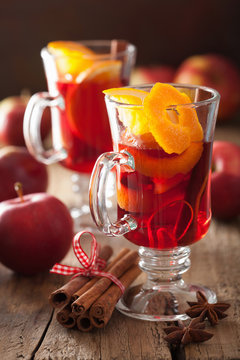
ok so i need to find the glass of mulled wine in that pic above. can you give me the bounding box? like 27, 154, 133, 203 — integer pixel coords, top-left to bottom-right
89, 83, 220, 321
23, 40, 136, 231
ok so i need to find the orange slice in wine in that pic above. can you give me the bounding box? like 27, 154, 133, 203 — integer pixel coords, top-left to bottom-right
116, 172, 189, 213
77, 60, 122, 84
117, 180, 156, 213
104, 87, 149, 135
47, 41, 95, 80
124, 142, 203, 178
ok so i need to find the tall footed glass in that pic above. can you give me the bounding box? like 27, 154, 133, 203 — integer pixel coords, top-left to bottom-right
23, 40, 136, 232
89, 83, 220, 321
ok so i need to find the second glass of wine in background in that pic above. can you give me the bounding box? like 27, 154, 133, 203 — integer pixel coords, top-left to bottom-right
23, 40, 136, 231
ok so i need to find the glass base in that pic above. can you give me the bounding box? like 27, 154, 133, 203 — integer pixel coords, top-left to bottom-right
117, 282, 216, 321
116, 246, 217, 321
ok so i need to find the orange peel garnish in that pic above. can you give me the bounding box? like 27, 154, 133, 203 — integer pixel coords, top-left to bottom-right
143, 83, 203, 154
104, 84, 203, 153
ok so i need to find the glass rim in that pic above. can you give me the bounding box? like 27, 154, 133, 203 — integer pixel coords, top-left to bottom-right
105, 83, 220, 109
41, 39, 136, 61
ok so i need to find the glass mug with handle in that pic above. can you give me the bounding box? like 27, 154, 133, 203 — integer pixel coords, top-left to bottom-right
89, 83, 220, 321
23, 40, 136, 231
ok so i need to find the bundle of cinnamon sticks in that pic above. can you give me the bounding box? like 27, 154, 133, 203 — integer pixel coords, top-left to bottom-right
49, 245, 141, 331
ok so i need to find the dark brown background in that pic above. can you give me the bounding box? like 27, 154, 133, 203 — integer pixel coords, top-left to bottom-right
0, 0, 239, 99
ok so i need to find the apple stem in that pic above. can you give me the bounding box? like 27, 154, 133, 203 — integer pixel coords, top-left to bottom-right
14, 182, 24, 203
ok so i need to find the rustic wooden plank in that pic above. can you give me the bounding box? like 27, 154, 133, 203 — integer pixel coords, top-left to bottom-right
183, 219, 240, 360
34, 307, 172, 360
0, 264, 65, 360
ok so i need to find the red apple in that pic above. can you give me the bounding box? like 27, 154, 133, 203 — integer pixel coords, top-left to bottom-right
0, 93, 51, 146
0, 188, 73, 275
211, 141, 240, 220
0, 146, 48, 202
174, 54, 240, 120
131, 65, 176, 85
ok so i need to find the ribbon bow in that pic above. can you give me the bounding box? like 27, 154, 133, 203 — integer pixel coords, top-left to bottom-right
50, 231, 125, 293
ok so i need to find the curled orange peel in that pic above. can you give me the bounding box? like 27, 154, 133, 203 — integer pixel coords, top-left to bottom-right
104, 84, 203, 153
143, 83, 203, 154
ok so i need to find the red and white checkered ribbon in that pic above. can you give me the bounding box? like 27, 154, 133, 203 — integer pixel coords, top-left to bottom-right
50, 231, 125, 294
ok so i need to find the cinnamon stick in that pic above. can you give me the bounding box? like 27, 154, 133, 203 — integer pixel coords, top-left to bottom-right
89, 263, 141, 328
56, 304, 77, 329
71, 248, 130, 301
76, 311, 94, 332
49, 245, 113, 308
71, 250, 139, 316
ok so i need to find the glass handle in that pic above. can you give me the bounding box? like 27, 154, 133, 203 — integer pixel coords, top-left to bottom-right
89, 150, 138, 236
23, 92, 67, 164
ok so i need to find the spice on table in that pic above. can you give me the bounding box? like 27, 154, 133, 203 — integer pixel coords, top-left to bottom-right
164, 317, 213, 346
56, 304, 77, 329
49, 234, 141, 332
186, 291, 230, 325
71, 249, 139, 316
89, 262, 141, 328
71, 248, 130, 302
49, 244, 113, 308
76, 311, 94, 332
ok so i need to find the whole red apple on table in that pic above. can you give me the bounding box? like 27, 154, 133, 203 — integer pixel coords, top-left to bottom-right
211, 141, 240, 220
0, 94, 51, 146
131, 65, 176, 85
0, 146, 48, 202
0, 189, 73, 275
174, 54, 240, 121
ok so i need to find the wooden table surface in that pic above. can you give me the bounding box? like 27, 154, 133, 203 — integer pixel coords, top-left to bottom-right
0, 125, 240, 360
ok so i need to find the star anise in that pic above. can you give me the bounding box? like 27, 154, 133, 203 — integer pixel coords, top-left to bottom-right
164, 317, 213, 346
186, 291, 230, 325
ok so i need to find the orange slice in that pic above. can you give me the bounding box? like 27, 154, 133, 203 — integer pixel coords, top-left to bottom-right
76, 60, 122, 84
104, 87, 149, 135
116, 173, 189, 213
47, 41, 95, 80
153, 173, 187, 194
124, 142, 203, 178
103, 87, 148, 103
143, 83, 203, 154
121, 129, 160, 149
117, 180, 157, 213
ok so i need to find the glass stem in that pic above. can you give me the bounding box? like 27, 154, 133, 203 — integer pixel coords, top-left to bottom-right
138, 246, 191, 287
